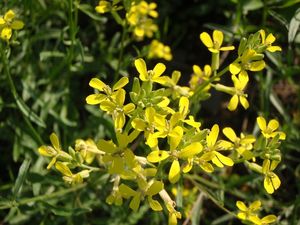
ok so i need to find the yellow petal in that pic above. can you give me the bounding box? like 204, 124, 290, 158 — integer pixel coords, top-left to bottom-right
89, 78, 106, 91
55, 162, 72, 177
148, 196, 163, 211
268, 119, 279, 131
229, 63, 241, 75
86, 93, 106, 105
135, 58, 148, 81
97, 139, 116, 153
179, 96, 189, 118
207, 124, 219, 147
129, 193, 141, 211
169, 160, 180, 184
131, 118, 146, 131
249, 200, 261, 210
182, 158, 193, 173
236, 201, 247, 211
264, 176, 275, 194
114, 112, 125, 130
193, 65, 203, 76
261, 215, 277, 223
262, 159, 270, 174
169, 126, 183, 150
214, 151, 234, 166
219, 46, 235, 51
222, 127, 237, 142
178, 142, 203, 159
267, 46, 282, 52
227, 95, 238, 111
213, 30, 223, 47
114, 88, 126, 106
147, 150, 170, 163
239, 96, 249, 109
0, 18, 5, 25
146, 180, 164, 195
257, 116, 267, 131
260, 29, 266, 43
200, 32, 213, 48
199, 162, 214, 173
119, 184, 137, 197
237, 212, 247, 220
249, 60, 265, 71
113, 77, 129, 91
4, 10, 15, 21
50, 133, 60, 151
123, 103, 135, 114
38, 146, 56, 157
153, 63, 166, 78
11, 20, 24, 30
1, 27, 12, 40
266, 33, 276, 44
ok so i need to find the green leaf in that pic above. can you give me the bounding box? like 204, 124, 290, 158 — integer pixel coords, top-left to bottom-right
288, 8, 300, 43
75, 3, 108, 22
42, 202, 91, 216
13, 158, 31, 198
16, 96, 46, 128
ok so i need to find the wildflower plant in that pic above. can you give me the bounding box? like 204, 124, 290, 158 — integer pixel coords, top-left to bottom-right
0, 2, 288, 225
37, 24, 285, 223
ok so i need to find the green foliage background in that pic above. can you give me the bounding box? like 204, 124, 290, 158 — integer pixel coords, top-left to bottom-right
0, 0, 300, 224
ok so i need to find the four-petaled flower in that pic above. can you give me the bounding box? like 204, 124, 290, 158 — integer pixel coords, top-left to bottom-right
257, 116, 286, 140
0, 9, 24, 40
38, 133, 72, 169
200, 30, 235, 53
134, 58, 168, 84
236, 200, 261, 224
260, 29, 282, 52
262, 159, 281, 194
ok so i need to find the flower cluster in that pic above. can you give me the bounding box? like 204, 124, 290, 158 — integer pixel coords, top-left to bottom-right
126, 1, 158, 39
236, 200, 277, 225
38, 28, 284, 225
0, 9, 24, 41
147, 39, 172, 61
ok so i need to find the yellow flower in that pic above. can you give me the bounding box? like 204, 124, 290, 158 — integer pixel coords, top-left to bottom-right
260, 29, 282, 52
75, 139, 103, 164
86, 76, 129, 105
189, 64, 212, 91
134, 58, 168, 84
158, 71, 191, 99
95, 1, 111, 14
228, 73, 249, 111
148, 40, 173, 61
98, 130, 140, 178
38, 133, 72, 169
257, 116, 286, 140
119, 180, 164, 212
221, 127, 255, 158
132, 107, 166, 148
200, 30, 234, 53
204, 124, 234, 168
126, 1, 159, 40
55, 162, 89, 184
229, 49, 265, 81
0, 9, 24, 40
236, 200, 261, 224
262, 159, 281, 194
256, 215, 277, 225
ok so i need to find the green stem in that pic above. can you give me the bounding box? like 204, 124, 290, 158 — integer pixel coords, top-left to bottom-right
190, 65, 229, 104
188, 177, 236, 217
0, 43, 43, 145
0, 184, 86, 210
114, 22, 128, 83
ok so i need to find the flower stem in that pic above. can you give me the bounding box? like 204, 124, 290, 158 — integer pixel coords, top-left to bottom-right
0, 43, 43, 145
